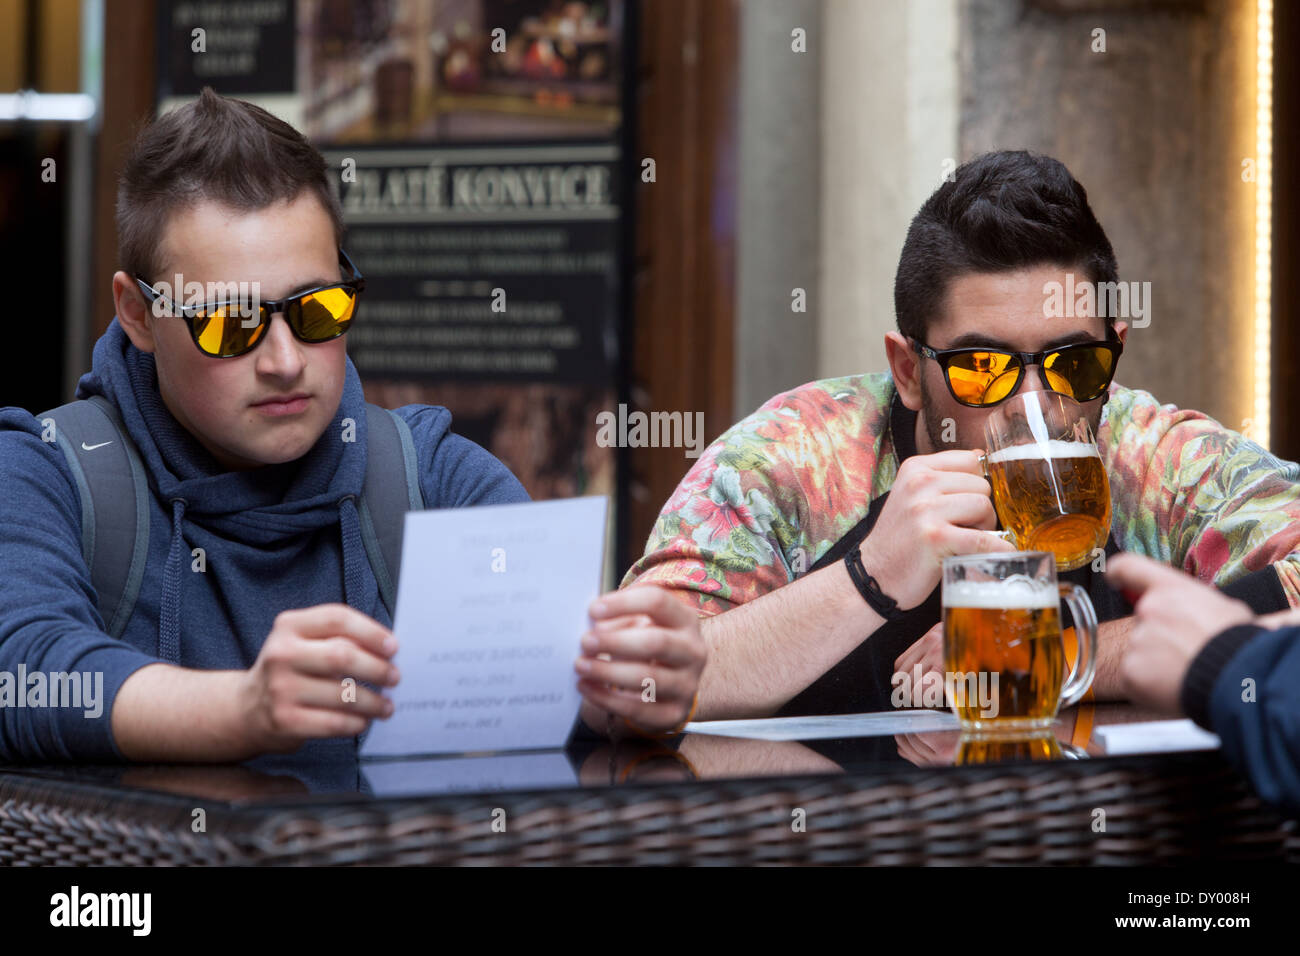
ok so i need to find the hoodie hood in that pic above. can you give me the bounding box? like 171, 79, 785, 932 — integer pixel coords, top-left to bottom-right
75, 317, 373, 663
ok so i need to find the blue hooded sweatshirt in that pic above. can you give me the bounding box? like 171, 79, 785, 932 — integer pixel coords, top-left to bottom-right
1182, 621, 1300, 818
0, 318, 529, 763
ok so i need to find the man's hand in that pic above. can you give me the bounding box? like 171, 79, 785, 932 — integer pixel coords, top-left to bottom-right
893, 621, 946, 705
1257, 606, 1300, 630
576, 585, 707, 735
862, 450, 1015, 609
1105, 554, 1254, 713
238, 604, 400, 753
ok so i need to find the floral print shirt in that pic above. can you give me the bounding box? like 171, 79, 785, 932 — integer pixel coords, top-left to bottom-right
621, 373, 1300, 615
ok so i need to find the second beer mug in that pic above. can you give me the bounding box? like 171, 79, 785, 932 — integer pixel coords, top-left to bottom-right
980, 391, 1112, 572
942, 551, 1099, 731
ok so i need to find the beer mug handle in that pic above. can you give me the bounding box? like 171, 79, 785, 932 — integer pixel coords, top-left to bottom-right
978, 451, 1018, 547
1057, 583, 1099, 710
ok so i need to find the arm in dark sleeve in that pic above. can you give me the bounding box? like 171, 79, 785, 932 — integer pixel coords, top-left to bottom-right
396, 405, 531, 508
0, 410, 164, 762
1217, 565, 1290, 614
1181, 623, 1300, 817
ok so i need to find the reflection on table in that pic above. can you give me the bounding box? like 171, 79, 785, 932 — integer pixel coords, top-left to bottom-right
3, 701, 1199, 805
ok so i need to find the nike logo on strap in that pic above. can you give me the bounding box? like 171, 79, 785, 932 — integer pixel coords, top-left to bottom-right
81, 441, 113, 451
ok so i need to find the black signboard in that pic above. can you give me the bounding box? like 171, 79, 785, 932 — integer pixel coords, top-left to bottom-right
156, 0, 296, 97
323, 143, 619, 384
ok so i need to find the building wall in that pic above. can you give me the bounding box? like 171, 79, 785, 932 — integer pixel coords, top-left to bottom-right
960, 0, 1257, 433
818, 0, 959, 385
734, 0, 823, 417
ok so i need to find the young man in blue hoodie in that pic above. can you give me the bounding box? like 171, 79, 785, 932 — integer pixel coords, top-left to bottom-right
0, 88, 705, 764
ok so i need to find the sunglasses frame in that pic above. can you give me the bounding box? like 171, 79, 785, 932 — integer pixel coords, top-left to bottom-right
909, 329, 1123, 408
134, 248, 365, 358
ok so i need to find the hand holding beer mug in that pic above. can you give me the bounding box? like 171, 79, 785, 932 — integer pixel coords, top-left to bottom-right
980, 391, 1111, 572
942, 552, 1098, 731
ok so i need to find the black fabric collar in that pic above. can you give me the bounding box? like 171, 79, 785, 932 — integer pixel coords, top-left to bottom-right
888, 385, 919, 466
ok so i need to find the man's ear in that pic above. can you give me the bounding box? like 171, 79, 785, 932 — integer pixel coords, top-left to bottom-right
884, 331, 923, 411
1113, 320, 1128, 347
113, 271, 156, 354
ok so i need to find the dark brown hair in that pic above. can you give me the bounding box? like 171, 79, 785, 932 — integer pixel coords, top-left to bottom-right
117, 86, 344, 281
894, 150, 1118, 341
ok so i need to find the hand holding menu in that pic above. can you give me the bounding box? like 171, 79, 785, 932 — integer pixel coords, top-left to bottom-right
360, 496, 608, 758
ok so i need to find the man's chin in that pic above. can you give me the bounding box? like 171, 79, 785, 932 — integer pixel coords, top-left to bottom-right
216, 429, 322, 470
256, 432, 321, 465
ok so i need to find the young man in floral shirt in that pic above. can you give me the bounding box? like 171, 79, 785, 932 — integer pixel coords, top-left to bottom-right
622, 151, 1300, 719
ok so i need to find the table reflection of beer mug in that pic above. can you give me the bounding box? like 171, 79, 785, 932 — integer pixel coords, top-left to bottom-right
979, 391, 1111, 572
953, 733, 1062, 764
942, 552, 1098, 731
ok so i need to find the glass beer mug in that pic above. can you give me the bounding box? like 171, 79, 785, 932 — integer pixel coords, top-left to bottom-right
979, 390, 1112, 572
941, 551, 1098, 731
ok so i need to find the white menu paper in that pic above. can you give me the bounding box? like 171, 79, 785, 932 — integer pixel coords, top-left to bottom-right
685, 710, 962, 741
360, 496, 608, 758
1094, 718, 1221, 755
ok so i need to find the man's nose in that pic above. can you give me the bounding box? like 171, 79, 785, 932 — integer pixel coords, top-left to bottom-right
1018, 364, 1047, 393
255, 312, 306, 373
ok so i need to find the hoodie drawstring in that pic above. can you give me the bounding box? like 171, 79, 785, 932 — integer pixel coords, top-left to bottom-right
337, 495, 369, 756
156, 496, 367, 664
337, 495, 364, 612
159, 497, 187, 663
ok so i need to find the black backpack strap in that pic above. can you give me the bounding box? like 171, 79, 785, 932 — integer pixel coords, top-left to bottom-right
36, 396, 151, 640
358, 404, 425, 618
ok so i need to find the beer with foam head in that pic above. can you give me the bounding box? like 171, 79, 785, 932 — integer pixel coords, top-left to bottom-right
986, 440, 1111, 572
943, 578, 1064, 727
942, 552, 1099, 731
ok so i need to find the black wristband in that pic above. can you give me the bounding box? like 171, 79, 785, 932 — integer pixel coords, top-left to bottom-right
844, 543, 905, 621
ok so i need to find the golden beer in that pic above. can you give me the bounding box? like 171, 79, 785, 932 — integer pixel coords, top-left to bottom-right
942, 580, 1065, 728
954, 733, 1062, 765
986, 441, 1110, 571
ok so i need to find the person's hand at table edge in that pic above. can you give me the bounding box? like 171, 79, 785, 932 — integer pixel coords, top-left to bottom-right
238, 604, 400, 754
112, 603, 400, 762
1104, 553, 1254, 714
576, 585, 706, 737
1106, 552, 1300, 818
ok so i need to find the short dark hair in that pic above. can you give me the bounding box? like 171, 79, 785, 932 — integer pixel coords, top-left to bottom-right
893, 150, 1118, 341
117, 86, 344, 281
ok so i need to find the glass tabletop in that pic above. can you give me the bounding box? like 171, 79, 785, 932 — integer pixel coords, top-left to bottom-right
1, 701, 1218, 805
